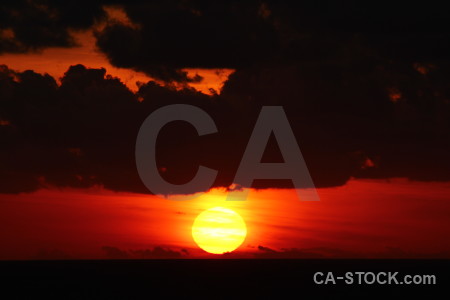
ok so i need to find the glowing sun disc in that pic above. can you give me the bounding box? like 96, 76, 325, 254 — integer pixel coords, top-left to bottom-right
192, 207, 247, 254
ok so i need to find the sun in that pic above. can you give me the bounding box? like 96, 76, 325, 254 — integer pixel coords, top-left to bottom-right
192, 207, 247, 254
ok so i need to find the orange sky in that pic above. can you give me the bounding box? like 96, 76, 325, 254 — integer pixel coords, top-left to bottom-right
1, 178, 449, 259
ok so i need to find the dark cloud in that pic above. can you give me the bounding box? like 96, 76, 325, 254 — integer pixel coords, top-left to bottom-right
2, 1, 450, 79
0, 0, 106, 53
130, 247, 184, 259
0, 64, 147, 193
1, 1, 450, 194
91, 1, 450, 82
101, 246, 130, 259
1, 59, 450, 194
220, 61, 450, 186
101, 246, 186, 259
97, 1, 450, 186
95, 0, 279, 82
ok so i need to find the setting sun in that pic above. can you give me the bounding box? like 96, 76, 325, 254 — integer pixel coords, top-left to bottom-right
192, 207, 247, 254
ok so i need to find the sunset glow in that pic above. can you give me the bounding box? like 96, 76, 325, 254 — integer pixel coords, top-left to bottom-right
1, 0, 449, 263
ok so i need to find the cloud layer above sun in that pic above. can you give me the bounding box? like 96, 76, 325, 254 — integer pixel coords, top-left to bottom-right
1, 1, 450, 194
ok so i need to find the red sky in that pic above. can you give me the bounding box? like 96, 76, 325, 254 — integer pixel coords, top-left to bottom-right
1, 178, 449, 259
